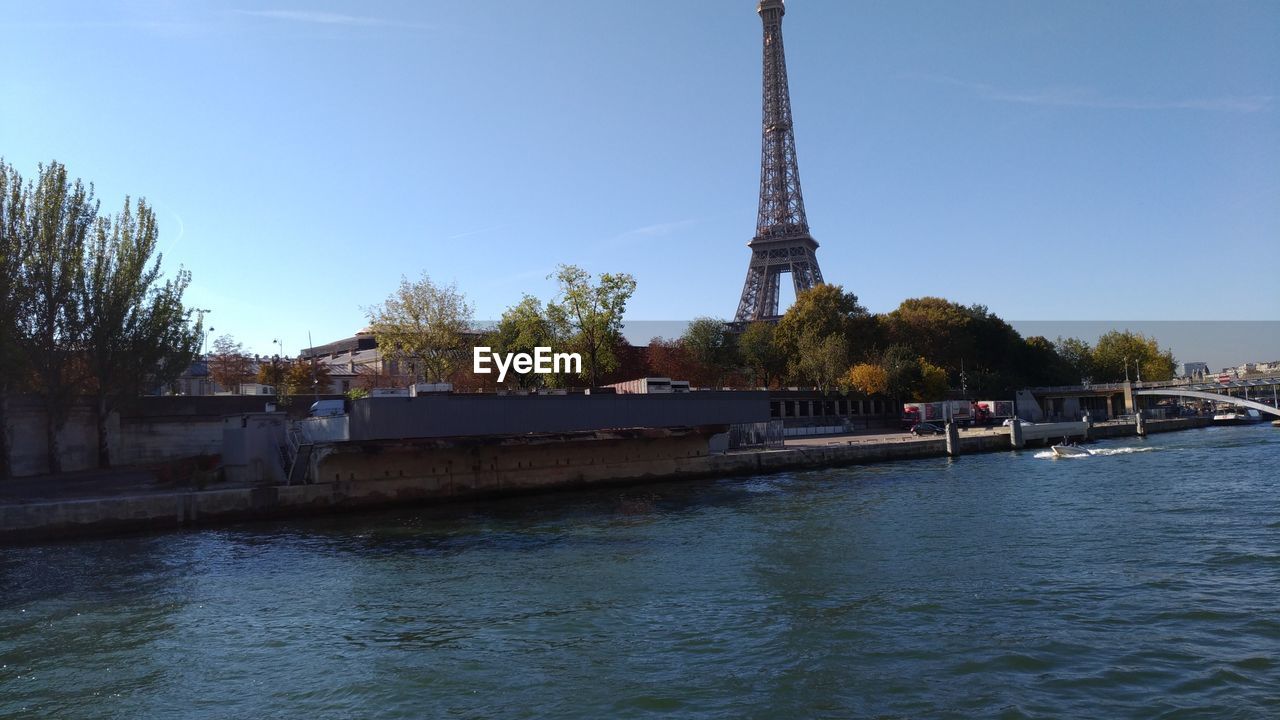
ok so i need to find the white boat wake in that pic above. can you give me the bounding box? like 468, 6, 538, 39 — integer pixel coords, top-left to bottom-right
1034, 446, 1155, 459
1090, 447, 1155, 456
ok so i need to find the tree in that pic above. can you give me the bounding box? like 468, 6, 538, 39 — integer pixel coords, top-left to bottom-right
367, 273, 473, 383
883, 297, 976, 375
737, 321, 787, 388
1055, 337, 1095, 384
775, 284, 873, 374
647, 337, 693, 382
882, 344, 923, 406
793, 331, 849, 394
257, 356, 287, 388
545, 264, 636, 387
846, 363, 889, 396
80, 197, 200, 467
1016, 335, 1076, 388
681, 317, 736, 388
14, 162, 96, 474
916, 358, 951, 401
1091, 330, 1176, 382
488, 295, 564, 388
0, 160, 27, 479
208, 335, 254, 393
283, 358, 331, 400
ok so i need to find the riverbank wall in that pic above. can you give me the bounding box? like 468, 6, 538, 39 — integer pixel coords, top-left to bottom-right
1090, 417, 1210, 439
0, 417, 1212, 543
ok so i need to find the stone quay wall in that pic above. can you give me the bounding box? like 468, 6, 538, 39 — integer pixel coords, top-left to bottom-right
1, 416, 1213, 543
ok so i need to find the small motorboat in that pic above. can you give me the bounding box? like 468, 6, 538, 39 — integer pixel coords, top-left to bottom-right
1051, 443, 1092, 458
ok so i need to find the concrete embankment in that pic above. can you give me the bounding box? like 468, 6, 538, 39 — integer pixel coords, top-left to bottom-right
1090, 417, 1211, 439
0, 417, 1211, 543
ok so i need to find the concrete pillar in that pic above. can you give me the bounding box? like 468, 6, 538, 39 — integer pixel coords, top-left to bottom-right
945, 421, 960, 457
1083, 412, 1093, 440
1135, 410, 1147, 437
1010, 418, 1025, 449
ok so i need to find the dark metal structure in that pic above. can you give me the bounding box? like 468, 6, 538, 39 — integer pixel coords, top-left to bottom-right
735, 0, 825, 323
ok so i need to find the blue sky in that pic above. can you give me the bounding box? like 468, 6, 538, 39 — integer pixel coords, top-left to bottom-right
2, 1, 1277, 363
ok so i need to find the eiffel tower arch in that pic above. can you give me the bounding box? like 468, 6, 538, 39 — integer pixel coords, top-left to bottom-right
734, 0, 826, 323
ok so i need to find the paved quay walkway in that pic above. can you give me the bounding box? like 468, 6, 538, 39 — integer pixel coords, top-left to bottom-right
786, 426, 1008, 448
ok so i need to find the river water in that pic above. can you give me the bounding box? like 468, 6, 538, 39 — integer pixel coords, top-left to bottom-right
3, 425, 1279, 718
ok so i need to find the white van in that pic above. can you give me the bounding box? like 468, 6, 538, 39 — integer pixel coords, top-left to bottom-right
309, 399, 345, 417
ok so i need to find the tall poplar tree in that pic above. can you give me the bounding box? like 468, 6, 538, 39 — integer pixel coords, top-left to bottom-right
80, 198, 200, 467
0, 160, 28, 480
16, 163, 96, 474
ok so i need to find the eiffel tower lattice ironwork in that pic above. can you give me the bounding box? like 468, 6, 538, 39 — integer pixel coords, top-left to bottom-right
734, 0, 825, 323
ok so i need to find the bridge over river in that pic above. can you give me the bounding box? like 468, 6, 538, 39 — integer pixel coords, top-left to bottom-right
1026, 376, 1280, 421
1133, 385, 1280, 418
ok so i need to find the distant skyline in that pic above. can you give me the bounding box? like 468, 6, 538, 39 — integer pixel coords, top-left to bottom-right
2, 1, 1277, 362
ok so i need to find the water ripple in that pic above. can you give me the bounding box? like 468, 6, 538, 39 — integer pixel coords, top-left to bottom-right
1, 426, 1278, 718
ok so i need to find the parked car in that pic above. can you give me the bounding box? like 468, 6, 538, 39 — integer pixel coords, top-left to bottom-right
911, 422, 945, 436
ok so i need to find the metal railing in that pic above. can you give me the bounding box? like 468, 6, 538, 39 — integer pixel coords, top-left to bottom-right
292, 416, 350, 444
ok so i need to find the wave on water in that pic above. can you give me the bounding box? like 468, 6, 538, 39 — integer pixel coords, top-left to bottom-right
1033, 446, 1155, 459
1092, 447, 1155, 456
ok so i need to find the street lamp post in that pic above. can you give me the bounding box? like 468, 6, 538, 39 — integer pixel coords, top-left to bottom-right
200, 321, 214, 396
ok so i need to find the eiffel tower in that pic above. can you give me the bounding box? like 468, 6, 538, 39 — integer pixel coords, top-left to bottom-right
734, 0, 825, 323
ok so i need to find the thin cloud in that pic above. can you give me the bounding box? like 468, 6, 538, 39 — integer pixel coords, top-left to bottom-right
235, 9, 433, 30
910, 73, 1272, 113
609, 219, 699, 244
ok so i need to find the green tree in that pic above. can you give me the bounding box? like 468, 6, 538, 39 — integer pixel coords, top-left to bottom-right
488, 295, 564, 388
1091, 330, 1176, 382
1014, 335, 1076, 388
916, 358, 951, 401
961, 304, 1025, 378
883, 297, 975, 372
0, 160, 28, 479
681, 317, 736, 388
15, 162, 96, 474
775, 284, 872, 375
80, 197, 200, 467
1054, 337, 1095, 383
738, 321, 787, 388
882, 344, 923, 407
545, 264, 636, 387
793, 331, 849, 394
367, 273, 474, 383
